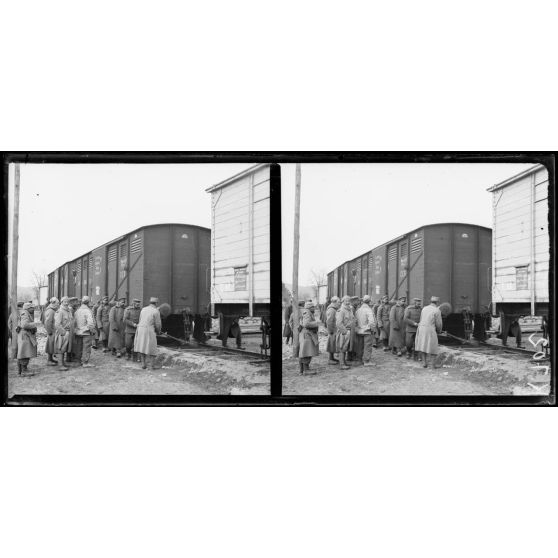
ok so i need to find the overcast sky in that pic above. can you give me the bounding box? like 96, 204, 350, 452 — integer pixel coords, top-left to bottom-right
281, 163, 538, 285
7, 163, 254, 286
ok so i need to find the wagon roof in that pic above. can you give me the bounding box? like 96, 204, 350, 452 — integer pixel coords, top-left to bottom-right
205, 163, 272, 193
49, 222, 210, 275
329, 222, 492, 272
487, 164, 546, 192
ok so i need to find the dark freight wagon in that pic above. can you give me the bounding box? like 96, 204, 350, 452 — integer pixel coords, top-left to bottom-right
48, 223, 211, 338
327, 223, 493, 338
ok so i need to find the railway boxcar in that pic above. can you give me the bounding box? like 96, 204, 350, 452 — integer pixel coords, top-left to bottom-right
48, 223, 211, 338
206, 163, 277, 318
487, 164, 550, 319
327, 223, 493, 338
206, 163, 277, 352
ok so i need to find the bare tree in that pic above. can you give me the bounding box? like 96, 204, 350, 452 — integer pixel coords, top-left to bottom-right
308, 268, 327, 304
31, 271, 48, 304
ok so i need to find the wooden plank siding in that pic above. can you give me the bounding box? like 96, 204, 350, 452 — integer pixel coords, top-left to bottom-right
491, 165, 549, 308
208, 164, 270, 311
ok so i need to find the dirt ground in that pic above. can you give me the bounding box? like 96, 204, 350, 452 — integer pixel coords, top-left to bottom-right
7, 326, 270, 398
282, 329, 551, 396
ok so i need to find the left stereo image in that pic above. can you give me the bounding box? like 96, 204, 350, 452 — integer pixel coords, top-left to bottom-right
5, 160, 276, 400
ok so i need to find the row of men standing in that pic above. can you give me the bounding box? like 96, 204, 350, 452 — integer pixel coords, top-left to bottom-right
10, 295, 162, 375
287, 294, 442, 375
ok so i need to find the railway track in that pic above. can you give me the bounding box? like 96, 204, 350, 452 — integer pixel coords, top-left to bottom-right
157, 335, 270, 364
439, 336, 549, 361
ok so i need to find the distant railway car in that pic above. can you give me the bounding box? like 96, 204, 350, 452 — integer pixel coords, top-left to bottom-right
48, 223, 211, 338
327, 223, 493, 338
487, 164, 550, 319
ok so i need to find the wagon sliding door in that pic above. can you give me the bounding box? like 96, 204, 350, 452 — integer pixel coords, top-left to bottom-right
118, 240, 129, 301
387, 243, 398, 300
397, 239, 409, 301
107, 243, 118, 301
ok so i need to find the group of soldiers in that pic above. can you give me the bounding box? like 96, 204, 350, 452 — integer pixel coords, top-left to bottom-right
9, 294, 163, 375
285, 294, 443, 375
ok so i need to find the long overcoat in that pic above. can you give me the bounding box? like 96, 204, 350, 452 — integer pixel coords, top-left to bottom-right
376, 303, 391, 340
415, 304, 443, 355
388, 304, 406, 348
123, 306, 142, 334
55, 306, 74, 353
91, 302, 101, 340
335, 305, 354, 353
17, 309, 38, 359
133, 305, 162, 356
325, 304, 338, 353
8, 310, 20, 358
299, 308, 320, 358
282, 305, 293, 338
44, 304, 57, 354
96, 304, 110, 341
108, 305, 125, 349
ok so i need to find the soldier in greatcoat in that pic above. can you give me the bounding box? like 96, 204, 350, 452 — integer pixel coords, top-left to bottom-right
91, 299, 101, 349
123, 298, 142, 361
326, 296, 341, 364
371, 299, 381, 348
335, 296, 355, 370
8, 301, 24, 360
55, 296, 75, 371
389, 296, 407, 356
67, 297, 80, 362
298, 300, 320, 375
44, 297, 60, 365
415, 296, 443, 368
288, 300, 305, 357
376, 295, 391, 351
283, 301, 293, 345
96, 296, 111, 352
108, 297, 126, 357
16, 302, 38, 375
348, 296, 361, 362
403, 298, 422, 360
134, 297, 162, 369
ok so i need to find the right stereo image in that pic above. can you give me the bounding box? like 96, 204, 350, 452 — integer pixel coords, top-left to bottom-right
281, 162, 551, 397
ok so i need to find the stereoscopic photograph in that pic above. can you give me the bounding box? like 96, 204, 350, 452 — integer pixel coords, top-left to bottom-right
282, 162, 552, 396
6, 161, 272, 398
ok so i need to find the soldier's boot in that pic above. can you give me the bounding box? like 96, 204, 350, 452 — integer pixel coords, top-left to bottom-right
299, 361, 304, 375
305, 362, 316, 375
141, 354, 147, 370
59, 355, 69, 372
17, 361, 23, 376
340, 353, 349, 370
328, 352, 339, 365
126, 350, 131, 360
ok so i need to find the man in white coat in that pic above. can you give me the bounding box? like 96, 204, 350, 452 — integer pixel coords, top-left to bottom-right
134, 296, 162, 370
414, 296, 443, 368
73, 296, 97, 367
355, 295, 377, 366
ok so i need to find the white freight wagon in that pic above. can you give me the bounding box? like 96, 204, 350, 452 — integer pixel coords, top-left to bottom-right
488, 164, 550, 319
206, 163, 276, 319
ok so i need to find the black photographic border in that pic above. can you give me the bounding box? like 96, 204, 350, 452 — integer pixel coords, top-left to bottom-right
1, 151, 555, 406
